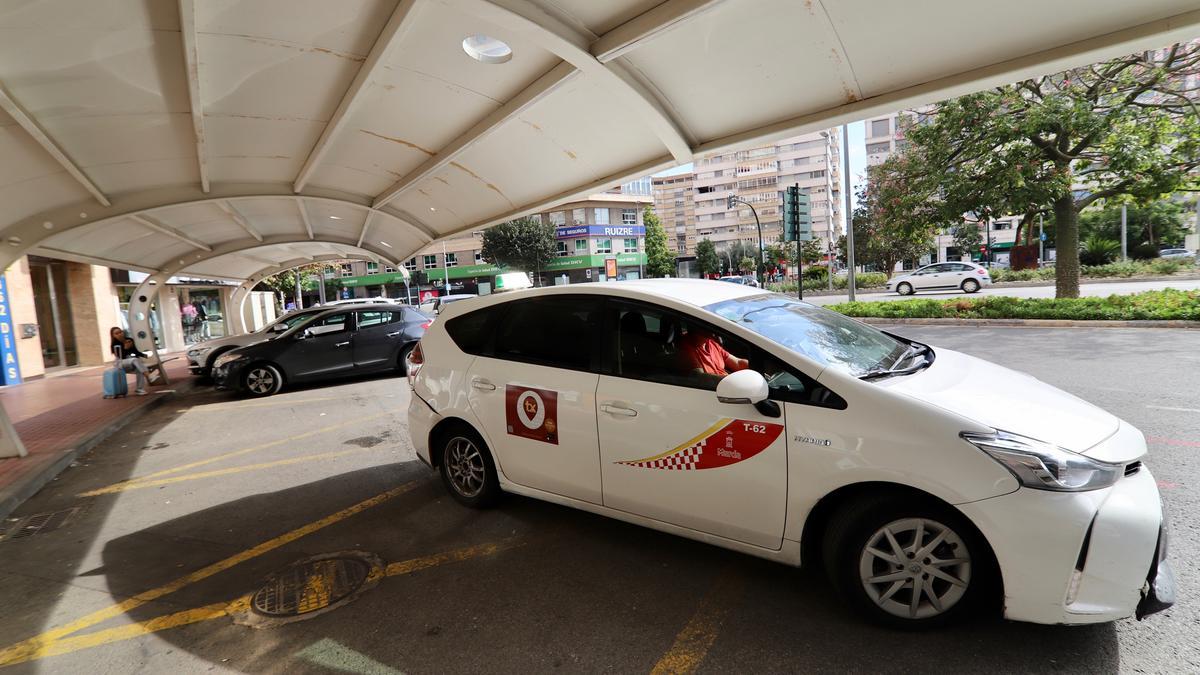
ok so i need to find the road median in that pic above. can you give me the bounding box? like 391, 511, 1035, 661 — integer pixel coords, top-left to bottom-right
828, 289, 1200, 326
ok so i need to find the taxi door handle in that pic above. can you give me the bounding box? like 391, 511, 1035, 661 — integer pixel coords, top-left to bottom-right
335, 341, 351, 347
471, 377, 496, 391
600, 402, 638, 417
386, 331, 402, 337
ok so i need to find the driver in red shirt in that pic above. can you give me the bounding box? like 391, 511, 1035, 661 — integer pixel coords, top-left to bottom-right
679, 327, 748, 377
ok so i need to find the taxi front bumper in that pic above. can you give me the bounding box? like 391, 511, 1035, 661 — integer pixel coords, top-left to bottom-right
959, 465, 1170, 625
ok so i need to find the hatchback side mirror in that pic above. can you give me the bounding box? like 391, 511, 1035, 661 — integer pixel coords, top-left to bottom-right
715, 370, 769, 405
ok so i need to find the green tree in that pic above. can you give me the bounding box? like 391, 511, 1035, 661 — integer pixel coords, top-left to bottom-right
643, 206, 675, 277
695, 238, 720, 276
1078, 200, 1189, 258
800, 239, 823, 265
763, 243, 786, 273
480, 216, 556, 283
737, 256, 755, 274
850, 159, 941, 277
901, 43, 1200, 297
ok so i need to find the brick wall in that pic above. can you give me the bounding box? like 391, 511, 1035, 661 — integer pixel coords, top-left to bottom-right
65, 263, 119, 366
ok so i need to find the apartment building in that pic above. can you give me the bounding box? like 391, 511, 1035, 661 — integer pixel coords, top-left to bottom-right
650, 131, 842, 261
651, 173, 696, 255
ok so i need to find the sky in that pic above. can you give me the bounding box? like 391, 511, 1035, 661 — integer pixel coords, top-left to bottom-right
652, 120, 869, 211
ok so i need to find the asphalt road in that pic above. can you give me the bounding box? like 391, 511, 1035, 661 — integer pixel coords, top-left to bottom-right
803, 277, 1200, 305
0, 327, 1196, 674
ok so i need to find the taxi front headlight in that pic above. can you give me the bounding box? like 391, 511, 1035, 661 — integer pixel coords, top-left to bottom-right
213, 352, 246, 369
962, 430, 1121, 492
187, 346, 212, 358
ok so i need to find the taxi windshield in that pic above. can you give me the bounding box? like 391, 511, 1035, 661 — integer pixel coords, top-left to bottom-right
705, 293, 908, 376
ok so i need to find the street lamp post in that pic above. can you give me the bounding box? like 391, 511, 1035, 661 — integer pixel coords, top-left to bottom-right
727, 195, 765, 287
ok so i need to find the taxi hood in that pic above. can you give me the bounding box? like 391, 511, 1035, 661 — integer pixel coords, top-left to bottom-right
880, 348, 1122, 455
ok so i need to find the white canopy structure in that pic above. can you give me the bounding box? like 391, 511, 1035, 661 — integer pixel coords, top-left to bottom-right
0, 0, 1196, 364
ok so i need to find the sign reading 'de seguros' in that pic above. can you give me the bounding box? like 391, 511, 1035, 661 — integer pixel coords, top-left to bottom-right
556, 225, 644, 239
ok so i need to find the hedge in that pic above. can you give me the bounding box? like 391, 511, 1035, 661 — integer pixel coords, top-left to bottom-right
827, 289, 1200, 321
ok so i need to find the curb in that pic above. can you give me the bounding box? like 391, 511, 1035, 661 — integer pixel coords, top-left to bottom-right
0, 381, 193, 522
859, 318, 1200, 329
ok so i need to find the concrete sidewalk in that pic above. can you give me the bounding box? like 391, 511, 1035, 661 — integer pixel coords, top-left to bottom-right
0, 359, 194, 521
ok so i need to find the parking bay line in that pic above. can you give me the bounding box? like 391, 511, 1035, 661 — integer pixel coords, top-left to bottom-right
80, 411, 393, 496
650, 572, 744, 675
78, 447, 383, 497
0, 482, 417, 667
0, 539, 524, 667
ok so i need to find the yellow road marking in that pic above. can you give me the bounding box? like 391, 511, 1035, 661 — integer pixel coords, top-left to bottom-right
79, 448, 380, 496
182, 396, 345, 413
80, 411, 392, 496
0, 540, 520, 667
650, 572, 744, 675
0, 483, 416, 667
385, 538, 524, 577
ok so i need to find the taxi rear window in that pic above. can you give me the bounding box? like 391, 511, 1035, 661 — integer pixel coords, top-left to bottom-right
444, 309, 494, 355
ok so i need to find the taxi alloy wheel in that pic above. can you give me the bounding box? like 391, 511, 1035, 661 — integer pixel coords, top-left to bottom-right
823, 496, 989, 629
439, 429, 500, 508
244, 364, 283, 397
962, 278, 981, 293
897, 282, 914, 296
858, 518, 972, 621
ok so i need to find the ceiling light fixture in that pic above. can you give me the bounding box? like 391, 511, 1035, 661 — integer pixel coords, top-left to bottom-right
379, 241, 392, 248
462, 35, 512, 64
330, 215, 342, 220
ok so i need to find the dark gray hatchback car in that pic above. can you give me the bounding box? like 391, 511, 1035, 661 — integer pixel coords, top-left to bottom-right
212, 304, 431, 396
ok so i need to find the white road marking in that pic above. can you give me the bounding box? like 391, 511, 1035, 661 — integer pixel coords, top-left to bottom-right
1145, 405, 1200, 414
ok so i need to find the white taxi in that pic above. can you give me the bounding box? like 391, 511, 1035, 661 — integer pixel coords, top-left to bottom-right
886, 261, 992, 295
405, 279, 1172, 628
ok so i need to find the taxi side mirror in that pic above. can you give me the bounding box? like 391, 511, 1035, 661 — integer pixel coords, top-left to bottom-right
715, 370, 769, 405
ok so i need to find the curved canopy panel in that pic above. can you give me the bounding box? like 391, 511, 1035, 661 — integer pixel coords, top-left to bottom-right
1, 0, 1196, 282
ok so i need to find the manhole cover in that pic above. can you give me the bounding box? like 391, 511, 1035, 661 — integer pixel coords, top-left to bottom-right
252, 555, 373, 618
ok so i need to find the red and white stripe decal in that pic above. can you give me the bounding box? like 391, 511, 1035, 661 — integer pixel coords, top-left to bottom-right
617, 418, 784, 471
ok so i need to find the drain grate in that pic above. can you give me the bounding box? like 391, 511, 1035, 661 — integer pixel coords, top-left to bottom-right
252, 556, 371, 617
0, 507, 83, 543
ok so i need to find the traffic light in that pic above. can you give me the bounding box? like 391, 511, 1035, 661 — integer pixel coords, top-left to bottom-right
782, 185, 811, 241
727, 195, 737, 210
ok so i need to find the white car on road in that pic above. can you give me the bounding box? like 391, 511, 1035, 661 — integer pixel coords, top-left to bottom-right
405, 279, 1171, 627
887, 262, 992, 295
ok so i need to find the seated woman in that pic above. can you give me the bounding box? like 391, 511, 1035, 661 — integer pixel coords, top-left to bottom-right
110, 327, 150, 396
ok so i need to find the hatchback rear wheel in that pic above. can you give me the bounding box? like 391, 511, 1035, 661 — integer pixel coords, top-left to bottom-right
962, 278, 981, 293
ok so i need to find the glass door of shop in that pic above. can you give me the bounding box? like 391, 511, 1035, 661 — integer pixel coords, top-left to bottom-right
28, 257, 78, 369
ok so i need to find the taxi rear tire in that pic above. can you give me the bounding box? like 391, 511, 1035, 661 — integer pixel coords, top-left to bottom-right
896, 282, 914, 296
438, 426, 500, 508
822, 494, 989, 629
961, 278, 981, 293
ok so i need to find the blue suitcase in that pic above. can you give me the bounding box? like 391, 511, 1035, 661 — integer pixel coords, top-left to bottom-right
102, 367, 128, 398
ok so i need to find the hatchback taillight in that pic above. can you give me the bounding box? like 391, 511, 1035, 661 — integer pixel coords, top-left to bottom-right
421, 321, 432, 330
976, 269, 986, 275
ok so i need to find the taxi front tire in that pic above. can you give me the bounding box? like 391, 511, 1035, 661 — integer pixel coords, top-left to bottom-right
437, 425, 501, 508
822, 494, 993, 629
896, 282, 914, 295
